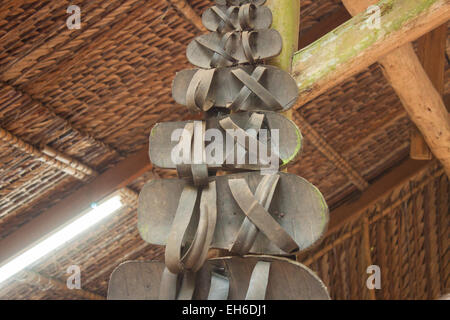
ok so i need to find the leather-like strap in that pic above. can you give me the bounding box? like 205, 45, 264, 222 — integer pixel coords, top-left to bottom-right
212, 6, 240, 32
230, 174, 279, 254
245, 261, 271, 300
228, 178, 299, 253
220, 117, 260, 165
159, 268, 197, 300
176, 121, 209, 186
186, 69, 215, 112
238, 4, 256, 30
164, 181, 217, 274
177, 272, 197, 300
227, 67, 266, 111
165, 185, 199, 273
207, 271, 230, 300
221, 112, 264, 167
195, 35, 237, 66
210, 32, 238, 68
241, 31, 257, 63
231, 67, 283, 111
159, 267, 179, 300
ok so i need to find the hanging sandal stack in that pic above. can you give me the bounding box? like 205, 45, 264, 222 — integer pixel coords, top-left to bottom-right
108, 0, 331, 300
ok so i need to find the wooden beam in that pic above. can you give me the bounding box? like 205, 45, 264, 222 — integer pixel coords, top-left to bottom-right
327, 158, 433, 236
293, 0, 450, 175
341, 0, 449, 174
292, 0, 450, 107
411, 23, 448, 160
378, 44, 450, 176
0, 147, 152, 266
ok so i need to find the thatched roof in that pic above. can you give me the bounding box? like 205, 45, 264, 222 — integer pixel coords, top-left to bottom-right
0, 0, 448, 299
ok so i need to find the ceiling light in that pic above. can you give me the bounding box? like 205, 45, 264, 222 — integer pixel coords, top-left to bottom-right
0, 195, 123, 284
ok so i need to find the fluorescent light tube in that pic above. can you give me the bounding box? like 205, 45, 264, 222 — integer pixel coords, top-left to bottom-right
0, 195, 123, 284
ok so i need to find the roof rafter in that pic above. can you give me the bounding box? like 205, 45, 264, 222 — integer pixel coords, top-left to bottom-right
293, 0, 450, 175
342, 0, 449, 174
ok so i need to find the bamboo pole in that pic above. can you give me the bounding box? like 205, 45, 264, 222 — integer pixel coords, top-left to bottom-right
266, 0, 300, 121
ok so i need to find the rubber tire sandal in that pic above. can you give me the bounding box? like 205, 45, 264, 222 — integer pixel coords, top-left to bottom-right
202, 4, 272, 33
149, 111, 302, 172
107, 256, 330, 300
172, 65, 298, 112
187, 30, 281, 68
138, 172, 329, 262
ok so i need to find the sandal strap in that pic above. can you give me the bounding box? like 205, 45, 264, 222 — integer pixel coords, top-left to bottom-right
238, 3, 256, 30
159, 267, 179, 300
186, 69, 215, 112
177, 271, 197, 300
241, 31, 257, 63
195, 35, 238, 66
228, 177, 299, 254
176, 121, 209, 185
212, 6, 240, 32
159, 268, 197, 300
220, 113, 280, 169
210, 32, 238, 68
221, 112, 264, 166
207, 270, 230, 300
231, 67, 283, 111
230, 174, 278, 254
219, 113, 265, 168
245, 261, 271, 300
227, 66, 265, 111
164, 181, 217, 274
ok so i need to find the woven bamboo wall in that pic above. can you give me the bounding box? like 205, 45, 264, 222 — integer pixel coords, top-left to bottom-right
297, 162, 449, 300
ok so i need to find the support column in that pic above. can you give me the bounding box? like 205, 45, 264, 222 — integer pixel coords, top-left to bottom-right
266, 0, 300, 120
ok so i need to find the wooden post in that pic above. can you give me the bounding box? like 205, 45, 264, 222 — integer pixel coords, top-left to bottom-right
266, 0, 300, 121
411, 23, 448, 160
341, 0, 448, 166
378, 45, 450, 176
